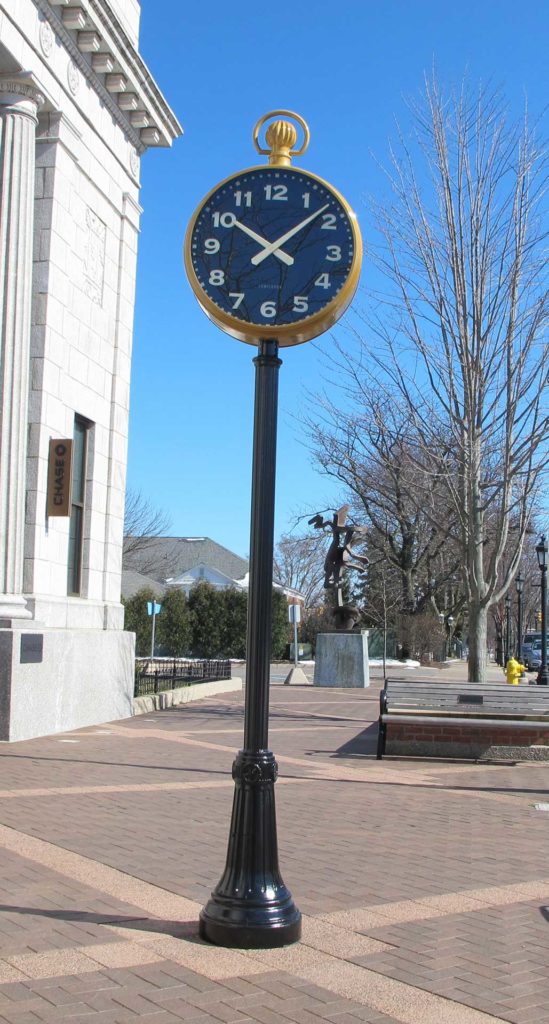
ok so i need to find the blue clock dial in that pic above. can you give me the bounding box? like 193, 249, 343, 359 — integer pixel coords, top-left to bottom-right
189, 168, 356, 328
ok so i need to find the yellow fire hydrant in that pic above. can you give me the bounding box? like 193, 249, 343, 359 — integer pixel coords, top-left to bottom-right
505, 656, 526, 685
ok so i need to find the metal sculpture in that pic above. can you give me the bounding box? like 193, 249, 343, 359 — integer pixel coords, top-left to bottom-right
309, 504, 369, 629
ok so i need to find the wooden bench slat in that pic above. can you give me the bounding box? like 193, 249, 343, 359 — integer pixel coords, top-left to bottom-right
382, 714, 549, 730
387, 709, 549, 720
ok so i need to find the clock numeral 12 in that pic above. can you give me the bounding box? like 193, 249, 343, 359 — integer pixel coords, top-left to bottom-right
264, 184, 287, 201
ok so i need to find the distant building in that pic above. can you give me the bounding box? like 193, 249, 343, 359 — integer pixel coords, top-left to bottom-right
122, 536, 303, 602
121, 569, 166, 601
123, 536, 249, 597
0, 1, 181, 740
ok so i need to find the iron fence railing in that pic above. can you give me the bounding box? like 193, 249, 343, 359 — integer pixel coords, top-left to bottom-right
134, 658, 231, 697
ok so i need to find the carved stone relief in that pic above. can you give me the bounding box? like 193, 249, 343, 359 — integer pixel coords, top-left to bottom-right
39, 19, 54, 59
129, 146, 140, 179
84, 208, 106, 305
67, 60, 80, 95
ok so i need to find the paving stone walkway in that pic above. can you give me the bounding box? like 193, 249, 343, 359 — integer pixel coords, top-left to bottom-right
0, 675, 548, 1023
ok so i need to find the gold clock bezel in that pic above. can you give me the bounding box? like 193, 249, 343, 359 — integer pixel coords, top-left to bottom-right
183, 164, 363, 348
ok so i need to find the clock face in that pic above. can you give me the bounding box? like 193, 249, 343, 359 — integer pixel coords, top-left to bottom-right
185, 166, 361, 346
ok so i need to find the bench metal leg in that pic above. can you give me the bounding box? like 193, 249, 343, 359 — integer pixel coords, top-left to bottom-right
376, 719, 386, 760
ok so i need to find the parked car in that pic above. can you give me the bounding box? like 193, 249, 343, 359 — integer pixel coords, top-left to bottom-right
527, 643, 543, 671
522, 633, 542, 667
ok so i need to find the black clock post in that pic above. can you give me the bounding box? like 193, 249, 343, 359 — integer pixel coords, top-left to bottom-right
198, 337, 302, 948
184, 111, 362, 948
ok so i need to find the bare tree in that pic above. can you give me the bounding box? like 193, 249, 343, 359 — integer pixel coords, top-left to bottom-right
350, 78, 548, 682
273, 532, 325, 607
304, 388, 461, 616
359, 554, 402, 672
123, 488, 172, 576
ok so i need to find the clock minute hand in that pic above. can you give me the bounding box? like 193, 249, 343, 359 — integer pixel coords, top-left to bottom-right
250, 204, 331, 266
233, 219, 293, 266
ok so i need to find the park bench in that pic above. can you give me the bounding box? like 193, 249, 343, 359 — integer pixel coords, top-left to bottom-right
377, 678, 549, 761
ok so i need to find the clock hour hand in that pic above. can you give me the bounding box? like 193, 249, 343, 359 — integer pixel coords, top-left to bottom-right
232, 219, 294, 266
250, 204, 330, 266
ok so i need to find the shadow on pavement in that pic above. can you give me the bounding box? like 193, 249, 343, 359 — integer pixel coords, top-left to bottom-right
332, 723, 380, 757
0, 754, 230, 775
0, 904, 201, 941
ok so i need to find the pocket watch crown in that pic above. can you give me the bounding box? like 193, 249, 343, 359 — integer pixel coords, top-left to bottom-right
265, 119, 298, 166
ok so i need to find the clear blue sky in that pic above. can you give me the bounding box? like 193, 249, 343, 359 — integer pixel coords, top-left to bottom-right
128, 0, 548, 558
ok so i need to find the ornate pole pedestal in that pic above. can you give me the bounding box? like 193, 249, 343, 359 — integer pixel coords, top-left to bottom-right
199, 339, 301, 948
0, 74, 44, 624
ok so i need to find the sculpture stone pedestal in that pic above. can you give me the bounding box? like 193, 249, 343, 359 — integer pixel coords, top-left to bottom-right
314, 630, 369, 688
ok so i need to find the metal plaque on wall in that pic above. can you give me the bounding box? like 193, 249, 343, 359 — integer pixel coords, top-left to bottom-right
46, 439, 73, 516
20, 634, 44, 664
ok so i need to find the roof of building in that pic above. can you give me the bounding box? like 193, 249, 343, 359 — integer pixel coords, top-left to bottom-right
121, 569, 166, 600
166, 563, 245, 589
123, 536, 248, 585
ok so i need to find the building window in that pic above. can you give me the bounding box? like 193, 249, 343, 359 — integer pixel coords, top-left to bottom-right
67, 416, 89, 595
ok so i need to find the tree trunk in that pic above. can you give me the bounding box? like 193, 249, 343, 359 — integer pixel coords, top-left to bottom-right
468, 603, 488, 683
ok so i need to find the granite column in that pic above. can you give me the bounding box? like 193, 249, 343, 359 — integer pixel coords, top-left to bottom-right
0, 74, 44, 623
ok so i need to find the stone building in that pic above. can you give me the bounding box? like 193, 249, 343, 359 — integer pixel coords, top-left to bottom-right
0, 0, 181, 740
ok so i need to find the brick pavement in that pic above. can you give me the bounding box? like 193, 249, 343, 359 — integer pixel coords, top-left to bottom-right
0, 679, 548, 1022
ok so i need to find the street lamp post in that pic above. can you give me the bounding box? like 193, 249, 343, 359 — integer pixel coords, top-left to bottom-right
438, 612, 445, 662
536, 535, 548, 686
447, 615, 454, 659
495, 624, 503, 667
516, 573, 524, 662
504, 594, 511, 665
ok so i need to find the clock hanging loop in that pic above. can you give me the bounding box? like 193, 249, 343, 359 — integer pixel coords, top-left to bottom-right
253, 110, 310, 166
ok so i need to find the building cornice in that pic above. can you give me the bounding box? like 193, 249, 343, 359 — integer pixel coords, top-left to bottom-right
36, 0, 182, 151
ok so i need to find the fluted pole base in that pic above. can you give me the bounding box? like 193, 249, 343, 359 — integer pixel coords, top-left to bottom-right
199, 750, 301, 948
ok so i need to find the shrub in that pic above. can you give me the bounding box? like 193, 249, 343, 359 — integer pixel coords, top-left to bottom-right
188, 581, 223, 658
156, 587, 192, 656
271, 588, 289, 660
220, 588, 248, 659
123, 587, 159, 656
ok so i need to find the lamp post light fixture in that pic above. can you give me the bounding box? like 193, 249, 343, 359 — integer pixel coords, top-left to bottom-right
504, 594, 511, 665
515, 573, 524, 662
536, 535, 548, 686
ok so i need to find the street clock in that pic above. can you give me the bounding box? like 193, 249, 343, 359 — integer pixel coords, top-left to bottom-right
184, 111, 362, 346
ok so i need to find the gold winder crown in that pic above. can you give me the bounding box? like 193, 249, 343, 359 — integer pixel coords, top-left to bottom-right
253, 110, 310, 167
266, 120, 297, 165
